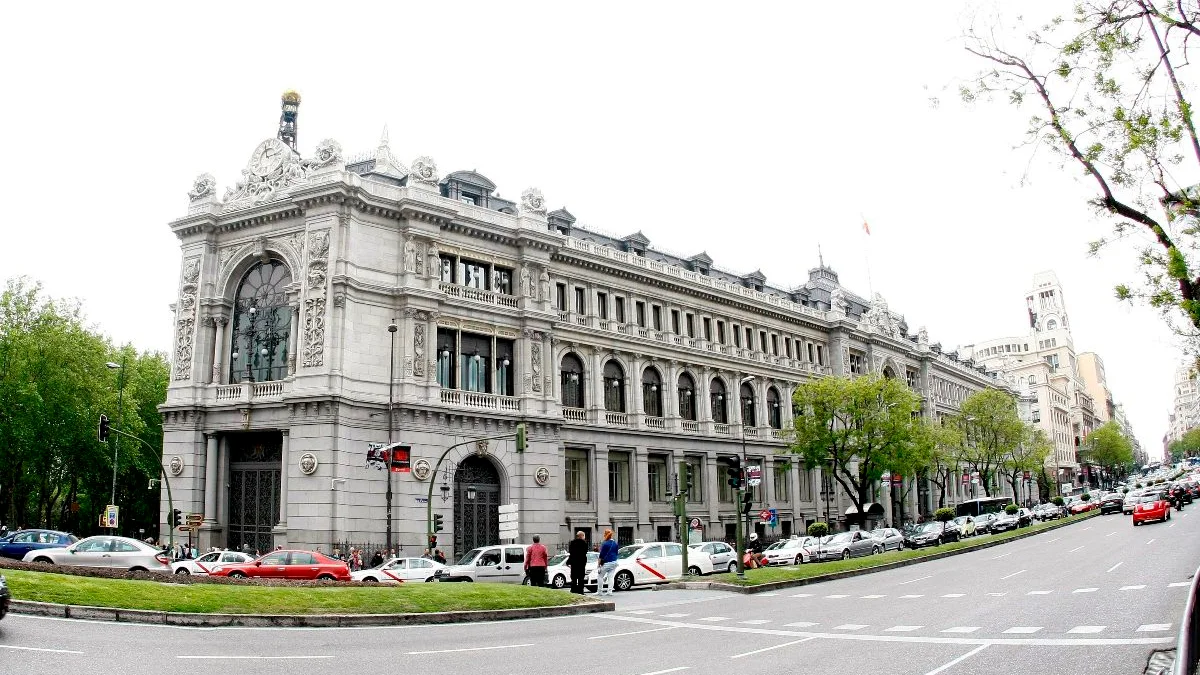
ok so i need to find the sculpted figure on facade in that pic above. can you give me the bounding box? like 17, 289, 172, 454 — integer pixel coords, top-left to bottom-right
520, 187, 547, 216
410, 156, 439, 186
830, 287, 848, 317
302, 230, 331, 368
427, 243, 440, 278
309, 138, 343, 169
403, 239, 417, 273
188, 173, 217, 202
174, 257, 201, 380
538, 268, 550, 302
530, 334, 543, 392
413, 318, 426, 378
520, 266, 532, 298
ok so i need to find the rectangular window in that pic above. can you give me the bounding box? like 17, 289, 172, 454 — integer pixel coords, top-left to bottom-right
574, 287, 586, 314
436, 328, 456, 388
770, 334, 778, 355
798, 469, 813, 501
495, 338, 514, 396
807, 343, 814, 362
774, 464, 790, 502
636, 301, 646, 327
491, 266, 513, 295
686, 457, 704, 503
566, 448, 589, 502
556, 283, 567, 310
760, 331, 769, 353
608, 451, 631, 503
719, 466, 734, 502
597, 292, 608, 320
717, 321, 726, 344
671, 309, 681, 335
615, 296, 625, 323
906, 369, 918, 389
439, 255, 455, 283
617, 526, 634, 547
733, 324, 742, 347
745, 327, 754, 350
685, 313, 695, 338
459, 259, 488, 290
703, 317, 712, 342
652, 305, 662, 331
816, 345, 824, 366
648, 456, 668, 502
459, 332, 492, 393
784, 337, 792, 358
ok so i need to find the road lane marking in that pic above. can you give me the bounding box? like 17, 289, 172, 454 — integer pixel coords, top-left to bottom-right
1120, 585, 1146, 590
1106, 532, 1118, 537
900, 594, 924, 599
729, 637, 815, 659
923, 644, 990, 675
1046, 537, 1061, 543
1073, 588, 1098, 593
861, 594, 887, 599
790, 593, 813, 598
1004, 627, 1042, 634
1137, 624, 1172, 632
1067, 626, 1105, 634
1106, 562, 1123, 573
757, 593, 779, 597
1169, 582, 1190, 588
588, 626, 677, 640
0, 645, 85, 655
178, 655, 335, 660
406, 644, 534, 655
1068, 546, 1084, 553
698, 617, 730, 622
942, 626, 980, 633
987, 592, 1008, 597
637, 668, 689, 675
659, 613, 690, 618
990, 552, 1012, 560
1147, 539, 1157, 545
1082, 526, 1092, 531
825, 594, 849, 599
834, 624, 868, 630
886, 626, 924, 632
1027, 590, 1053, 595
899, 575, 933, 585
941, 593, 965, 598
739, 620, 771, 625
1000, 570, 1025, 580
784, 622, 818, 628
625, 610, 655, 615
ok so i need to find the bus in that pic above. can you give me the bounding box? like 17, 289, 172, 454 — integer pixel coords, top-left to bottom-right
955, 497, 1010, 518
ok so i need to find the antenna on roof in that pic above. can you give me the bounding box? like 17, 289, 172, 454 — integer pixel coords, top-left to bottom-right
279, 90, 301, 151
818, 243, 825, 269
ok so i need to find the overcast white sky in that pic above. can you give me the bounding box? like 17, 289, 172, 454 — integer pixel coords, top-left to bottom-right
0, 2, 1177, 459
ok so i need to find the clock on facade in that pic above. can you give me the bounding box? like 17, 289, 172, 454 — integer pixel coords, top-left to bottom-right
248, 138, 289, 177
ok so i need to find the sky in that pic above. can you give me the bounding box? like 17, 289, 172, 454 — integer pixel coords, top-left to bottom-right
0, 1, 1179, 459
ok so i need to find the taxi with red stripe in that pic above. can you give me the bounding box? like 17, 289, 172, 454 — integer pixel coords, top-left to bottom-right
351, 557, 446, 583
589, 541, 714, 592
171, 549, 255, 576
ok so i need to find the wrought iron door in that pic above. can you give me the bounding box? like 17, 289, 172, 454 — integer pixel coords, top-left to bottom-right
453, 456, 501, 555
227, 433, 282, 555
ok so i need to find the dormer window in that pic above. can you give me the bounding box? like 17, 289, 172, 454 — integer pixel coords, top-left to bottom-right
460, 194, 479, 206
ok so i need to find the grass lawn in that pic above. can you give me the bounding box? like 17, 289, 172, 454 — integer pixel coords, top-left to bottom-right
711, 511, 1101, 586
3, 571, 587, 614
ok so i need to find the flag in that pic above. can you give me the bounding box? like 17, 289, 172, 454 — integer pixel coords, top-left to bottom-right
862, 220, 871, 235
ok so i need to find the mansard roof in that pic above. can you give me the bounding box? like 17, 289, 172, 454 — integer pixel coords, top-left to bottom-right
442, 170, 497, 192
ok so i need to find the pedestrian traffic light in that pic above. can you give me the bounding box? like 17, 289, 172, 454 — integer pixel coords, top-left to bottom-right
515, 423, 527, 453
388, 444, 411, 473
170, 509, 182, 527
720, 455, 742, 490
428, 535, 437, 551
98, 414, 110, 443
433, 513, 444, 533
742, 491, 753, 517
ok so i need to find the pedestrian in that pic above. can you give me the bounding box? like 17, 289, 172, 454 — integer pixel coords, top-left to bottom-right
371, 550, 384, 568
567, 530, 589, 594
352, 548, 362, 571
525, 535, 549, 587
597, 529, 619, 596
433, 549, 446, 565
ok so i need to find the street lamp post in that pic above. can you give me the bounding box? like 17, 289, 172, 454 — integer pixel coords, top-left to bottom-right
737, 375, 754, 579
105, 357, 127, 512
386, 320, 397, 552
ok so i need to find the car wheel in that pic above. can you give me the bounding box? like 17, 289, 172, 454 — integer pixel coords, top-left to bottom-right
872, 547, 882, 556
175, 568, 190, 575
936, 537, 943, 546
1133, 520, 1140, 526
317, 574, 335, 581
425, 577, 435, 582
363, 577, 378, 583
129, 567, 147, 573
32, 556, 52, 565
841, 550, 850, 561
229, 571, 246, 579
552, 574, 567, 589
687, 566, 702, 577
727, 561, 737, 573
615, 570, 635, 592
794, 554, 803, 565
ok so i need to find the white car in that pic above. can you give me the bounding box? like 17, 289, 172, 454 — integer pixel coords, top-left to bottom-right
690, 541, 737, 573
434, 544, 528, 583
22, 535, 169, 572
585, 541, 713, 592
761, 537, 815, 566
544, 551, 599, 589
352, 557, 445, 583
172, 550, 254, 575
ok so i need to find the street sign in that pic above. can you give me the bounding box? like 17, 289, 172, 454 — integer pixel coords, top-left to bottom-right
177, 526, 190, 532
1023, 471, 1031, 481
498, 503, 519, 540
768, 508, 778, 527
186, 513, 203, 525
961, 473, 970, 485
104, 505, 119, 529
747, 465, 762, 487
759, 509, 772, 523
689, 518, 701, 530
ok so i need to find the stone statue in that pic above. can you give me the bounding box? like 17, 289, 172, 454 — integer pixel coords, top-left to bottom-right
538, 269, 550, 301
829, 287, 848, 316
188, 173, 217, 201
403, 240, 417, 273
410, 156, 439, 185
917, 326, 929, 346
427, 243, 440, 277
520, 187, 547, 216
520, 266, 531, 297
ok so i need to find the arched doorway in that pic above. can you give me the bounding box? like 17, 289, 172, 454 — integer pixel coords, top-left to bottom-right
453, 455, 501, 555
226, 432, 282, 555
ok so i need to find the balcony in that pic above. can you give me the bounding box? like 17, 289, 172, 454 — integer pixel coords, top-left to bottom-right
605, 411, 631, 427
211, 380, 289, 404
562, 407, 587, 422
714, 423, 731, 435
681, 420, 699, 432
439, 282, 519, 309
771, 429, 790, 440
439, 389, 521, 412
645, 416, 667, 430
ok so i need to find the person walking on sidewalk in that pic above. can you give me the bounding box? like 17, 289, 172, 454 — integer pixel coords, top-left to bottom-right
525, 535, 549, 587
567, 530, 589, 594
597, 529, 619, 596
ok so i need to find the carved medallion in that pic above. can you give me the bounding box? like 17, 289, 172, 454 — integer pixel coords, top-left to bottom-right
412, 459, 432, 481
299, 452, 318, 475
534, 466, 550, 486
169, 456, 184, 477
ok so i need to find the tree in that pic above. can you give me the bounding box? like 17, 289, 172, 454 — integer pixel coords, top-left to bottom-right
954, 390, 1027, 498
1001, 426, 1053, 505
1169, 426, 1200, 461
965, 3, 1200, 341
918, 419, 964, 509
1081, 421, 1136, 484
789, 375, 924, 523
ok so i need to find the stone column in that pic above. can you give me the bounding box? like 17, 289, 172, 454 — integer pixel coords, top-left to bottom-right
705, 452, 720, 529
287, 303, 300, 376
595, 447, 610, 531
634, 448, 650, 532
630, 354, 644, 426
211, 317, 227, 384
790, 462, 803, 522
665, 361, 679, 426
277, 430, 290, 528
203, 433, 219, 524
592, 348, 605, 423
698, 367, 713, 434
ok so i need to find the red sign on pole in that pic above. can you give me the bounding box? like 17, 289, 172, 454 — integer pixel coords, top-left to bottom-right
1023, 471, 1031, 481
961, 473, 970, 485
759, 509, 772, 523
389, 446, 411, 473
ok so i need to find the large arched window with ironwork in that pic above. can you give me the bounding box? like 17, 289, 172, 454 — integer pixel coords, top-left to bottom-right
561, 353, 585, 409
642, 366, 663, 418
603, 360, 626, 413
710, 378, 727, 424
230, 260, 292, 383
740, 382, 757, 427
767, 386, 782, 429
678, 372, 697, 421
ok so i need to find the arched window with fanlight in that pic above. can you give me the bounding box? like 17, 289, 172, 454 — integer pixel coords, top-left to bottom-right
678, 372, 697, 421
710, 378, 728, 424
740, 382, 757, 427
604, 360, 626, 412
642, 367, 663, 417
767, 386, 782, 429
230, 260, 292, 383
561, 353, 585, 409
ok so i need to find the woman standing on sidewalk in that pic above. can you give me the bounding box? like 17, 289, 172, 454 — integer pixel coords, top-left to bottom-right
596, 529, 619, 596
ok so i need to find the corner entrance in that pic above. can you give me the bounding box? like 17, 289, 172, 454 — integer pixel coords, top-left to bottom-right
226, 432, 282, 555
453, 455, 500, 555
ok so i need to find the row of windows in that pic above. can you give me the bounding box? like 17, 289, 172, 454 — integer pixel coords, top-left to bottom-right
439, 255, 514, 295
980, 342, 1029, 357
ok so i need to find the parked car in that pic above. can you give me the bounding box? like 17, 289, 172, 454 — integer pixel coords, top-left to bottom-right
351, 557, 445, 583
762, 537, 813, 566
0, 574, 8, 621
951, 516, 977, 537
1133, 492, 1172, 525
1099, 493, 1124, 515
435, 545, 529, 583
585, 542, 699, 591
973, 512, 1001, 531
1068, 499, 1098, 515
689, 541, 737, 574
1016, 508, 1034, 527
0, 529, 78, 561
209, 549, 350, 581
1122, 490, 1144, 515
171, 550, 255, 575
990, 511, 1021, 533
870, 528, 905, 552
543, 551, 599, 588
903, 521, 960, 548
22, 535, 169, 572
811, 530, 881, 561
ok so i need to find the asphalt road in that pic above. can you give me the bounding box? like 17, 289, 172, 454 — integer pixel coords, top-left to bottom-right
0, 509, 1194, 675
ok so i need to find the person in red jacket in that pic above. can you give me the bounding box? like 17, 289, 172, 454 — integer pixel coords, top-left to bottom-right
525, 535, 549, 587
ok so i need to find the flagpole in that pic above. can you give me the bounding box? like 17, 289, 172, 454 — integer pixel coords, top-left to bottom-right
861, 214, 874, 298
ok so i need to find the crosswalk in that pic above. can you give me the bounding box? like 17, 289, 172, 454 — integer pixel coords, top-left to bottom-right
777, 581, 1185, 600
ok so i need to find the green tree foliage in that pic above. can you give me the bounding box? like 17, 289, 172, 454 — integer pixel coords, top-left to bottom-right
806, 522, 829, 538
965, 2, 1200, 341
0, 278, 168, 537
1169, 426, 1200, 461
917, 419, 963, 509
953, 389, 1027, 497
789, 375, 924, 521
1081, 421, 1136, 479
1005, 503, 1019, 515
1001, 426, 1053, 503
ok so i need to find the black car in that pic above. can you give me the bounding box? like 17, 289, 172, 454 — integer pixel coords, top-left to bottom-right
0, 574, 9, 620
991, 511, 1021, 533
1099, 493, 1124, 515
903, 521, 961, 548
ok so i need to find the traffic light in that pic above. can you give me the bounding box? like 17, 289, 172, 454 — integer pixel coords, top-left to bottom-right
433, 513, 444, 533
721, 455, 742, 490
98, 414, 110, 443
428, 535, 437, 551
389, 445, 411, 473
515, 423, 527, 453
742, 491, 753, 517
170, 509, 182, 527
684, 464, 695, 493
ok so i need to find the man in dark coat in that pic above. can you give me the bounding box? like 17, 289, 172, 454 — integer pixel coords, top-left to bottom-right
567, 530, 589, 594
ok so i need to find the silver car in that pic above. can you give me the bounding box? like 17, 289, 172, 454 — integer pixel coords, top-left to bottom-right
812, 530, 882, 561
869, 527, 904, 551
22, 535, 170, 572
689, 541, 737, 573
1123, 490, 1143, 514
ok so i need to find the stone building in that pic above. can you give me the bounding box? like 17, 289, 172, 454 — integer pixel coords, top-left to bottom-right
159, 96, 1007, 557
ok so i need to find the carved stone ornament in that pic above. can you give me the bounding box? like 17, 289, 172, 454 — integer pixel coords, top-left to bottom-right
538, 269, 550, 302
534, 466, 550, 486
530, 340, 543, 392
299, 452, 318, 475
301, 230, 331, 368
173, 257, 201, 380
475, 439, 489, 457
917, 326, 929, 346
311, 138, 343, 168
409, 156, 439, 185
403, 239, 418, 273
187, 173, 217, 202
413, 321, 426, 377
427, 243, 440, 277
520, 187, 547, 216
218, 245, 242, 269
223, 137, 344, 210
520, 266, 532, 298
863, 292, 898, 338
168, 456, 185, 477
830, 287, 848, 317
412, 459, 432, 481
841, 345, 851, 375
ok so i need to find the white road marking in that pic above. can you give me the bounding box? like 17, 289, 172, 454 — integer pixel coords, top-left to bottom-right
1106, 532, 1118, 537
941, 593, 965, 598
757, 593, 779, 597
834, 624, 868, 630
861, 594, 887, 599
1000, 569, 1025, 580
1046, 537, 1061, 543
637, 668, 689, 675
406, 644, 534, 655
1169, 582, 1190, 588
1067, 626, 1105, 634
1120, 585, 1146, 590
1169, 524, 1176, 529
900, 594, 924, 599
588, 627, 676, 640
178, 655, 335, 660
1106, 562, 1123, 573
659, 613, 691, 618
1137, 624, 1173, 632
0, 645, 85, 655
625, 610, 655, 615
1081, 526, 1092, 531
1003, 627, 1042, 634
1068, 546, 1084, 553
886, 626, 924, 632
990, 552, 1012, 559
739, 620, 771, 625
1073, 588, 1098, 594
790, 593, 813, 598
729, 637, 815, 659
899, 575, 933, 585
942, 626, 980, 633
784, 622, 818, 628
987, 592, 1007, 597
698, 617, 730, 622
1027, 590, 1053, 595
1147, 539, 1157, 545
923, 644, 990, 675
825, 594, 850, 599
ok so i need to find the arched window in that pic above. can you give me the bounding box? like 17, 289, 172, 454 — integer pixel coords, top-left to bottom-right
642, 367, 663, 417
604, 360, 626, 412
230, 260, 292, 383
710, 378, 728, 424
882, 366, 895, 379
740, 382, 757, 426
767, 387, 782, 429
561, 353, 585, 409
1027, 374, 1036, 386
677, 372, 697, 421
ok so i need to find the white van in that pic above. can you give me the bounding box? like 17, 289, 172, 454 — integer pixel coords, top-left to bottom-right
433, 545, 527, 583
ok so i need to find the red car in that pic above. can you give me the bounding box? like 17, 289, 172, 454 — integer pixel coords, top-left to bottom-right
210, 549, 350, 581
1132, 492, 1172, 526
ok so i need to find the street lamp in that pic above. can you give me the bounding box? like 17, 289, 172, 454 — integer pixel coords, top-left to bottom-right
737, 375, 754, 575
105, 358, 127, 513
386, 320, 398, 552
466, 485, 477, 501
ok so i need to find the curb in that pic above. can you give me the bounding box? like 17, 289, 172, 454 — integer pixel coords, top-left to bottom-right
8, 597, 613, 627
657, 511, 1100, 595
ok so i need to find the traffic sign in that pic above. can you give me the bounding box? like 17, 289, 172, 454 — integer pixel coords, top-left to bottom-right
759, 509, 772, 523
768, 508, 778, 527
1023, 471, 1031, 481
961, 473, 970, 485
689, 518, 701, 530
747, 465, 762, 487
104, 505, 119, 529
186, 513, 203, 525
498, 502, 519, 540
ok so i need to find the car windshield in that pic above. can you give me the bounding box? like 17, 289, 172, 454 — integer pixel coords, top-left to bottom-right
1140, 493, 1163, 503
952, 517, 970, 525
456, 548, 483, 566
827, 532, 853, 543
766, 541, 786, 551
919, 523, 943, 533
616, 545, 642, 560
548, 553, 567, 567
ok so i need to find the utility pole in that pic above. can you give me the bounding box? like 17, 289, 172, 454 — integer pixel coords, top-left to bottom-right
386, 321, 397, 552
676, 460, 689, 575
106, 357, 128, 513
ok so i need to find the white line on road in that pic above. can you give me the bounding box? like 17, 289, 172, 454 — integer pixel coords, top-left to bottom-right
990, 552, 1012, 559
1147, 539, 1157, 545
1137, 624, 1173, 632
757, 593, 779, 597
1067, 626, 1105, 634
987, 592, 1008, 597
1106, 532, 1118, 537
1120, 585, 1147, 590
625, 610, 656, 615
588, 627, 676, 640
406, 644, 534, 655
1170, 582, 1191, 588
1082, 526, 1092, 531
739, 620, 771, 625
659, 613, 691, 618
941, 593, 965, 598
899, 575, 933, 585
637, 668, 689, 675
942, 626, 980, 633
1003, 627, 1042, 634
861, 594, 887, 599
0, 645, 85, 655
177, 655, 335, 660
1170, 523, 1176, 528
1073, 588, 1098, 594
1068, 546, 1084, 553
698, 617, 730, 622
729, 637, 815, 659
784, 622, 818, 628
1106, 562, 1123, 573
886, 626, 925, 632
1046, 537, 1061, 543
834, 624, 868, 630
1000, 569, 1025, 580
900, 594, 924, 599
1027, 590, 1053, 595
923, 644, 990, 675
825, 594, 850, 599
790, 593, 813, 598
